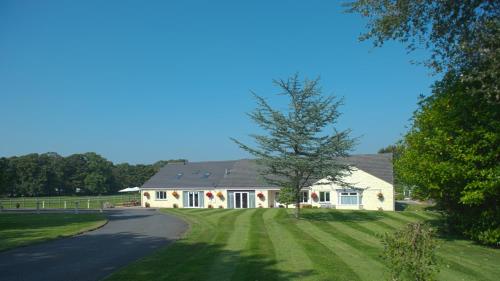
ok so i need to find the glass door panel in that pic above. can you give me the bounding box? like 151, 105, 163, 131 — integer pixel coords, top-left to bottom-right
194, 192, 199, 207
235, 193, 241, 208
242, 193, 248, 208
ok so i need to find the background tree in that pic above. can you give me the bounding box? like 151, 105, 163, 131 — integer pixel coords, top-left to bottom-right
232, 74, 355, 218
378, 143, 407, 199
346, 1, 499, 75
397, 73, 500, 245
0, 152, 179, 197
348, 0, 500, 245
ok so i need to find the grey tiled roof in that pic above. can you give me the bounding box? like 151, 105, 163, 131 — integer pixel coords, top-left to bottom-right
141, 154, 393, 189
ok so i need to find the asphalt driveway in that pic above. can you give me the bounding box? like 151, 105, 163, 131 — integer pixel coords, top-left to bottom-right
0, 208, 188, 281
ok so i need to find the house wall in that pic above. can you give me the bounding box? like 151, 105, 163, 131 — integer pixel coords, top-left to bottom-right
308, 168, 394, 211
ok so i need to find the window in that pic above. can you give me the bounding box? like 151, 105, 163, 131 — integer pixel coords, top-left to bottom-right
339, 192, 359, 205
319, 191, 330, 202
300, 191, 309, 203
156, 191, 167, 200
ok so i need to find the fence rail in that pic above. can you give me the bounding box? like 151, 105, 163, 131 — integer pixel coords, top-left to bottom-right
0, 194, 140, 210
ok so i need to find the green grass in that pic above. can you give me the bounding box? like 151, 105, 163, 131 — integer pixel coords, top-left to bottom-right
0, 213, 107, 251
106, 209, 500, 281
0, 194, 140, 209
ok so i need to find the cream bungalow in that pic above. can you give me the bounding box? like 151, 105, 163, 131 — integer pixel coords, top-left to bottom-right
141, 154, 394, 211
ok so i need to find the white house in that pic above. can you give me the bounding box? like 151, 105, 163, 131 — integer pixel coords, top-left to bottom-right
140, 154, 394, 211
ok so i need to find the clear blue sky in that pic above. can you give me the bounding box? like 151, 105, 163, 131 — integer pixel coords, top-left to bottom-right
0, 0, 435, 164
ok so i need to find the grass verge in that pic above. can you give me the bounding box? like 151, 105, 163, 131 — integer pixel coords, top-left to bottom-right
0, 212, 107, 251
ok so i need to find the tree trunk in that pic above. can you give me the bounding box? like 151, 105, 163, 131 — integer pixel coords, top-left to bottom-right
294, 197, 300, 218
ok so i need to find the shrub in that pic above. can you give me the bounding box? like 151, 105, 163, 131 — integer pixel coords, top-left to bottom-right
173, 203, 178, 208
301, 204, 312, 208
16, 202, 20, 209
382, 222, 439, 281
145, 202, 150, 208
208, 204, 213, 208
218, 205, 223, 208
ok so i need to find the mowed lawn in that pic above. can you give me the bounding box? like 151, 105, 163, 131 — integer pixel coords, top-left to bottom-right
0, 213, 107, 251
107, 208, 499, 281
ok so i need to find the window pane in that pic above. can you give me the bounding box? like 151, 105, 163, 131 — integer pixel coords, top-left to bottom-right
326, 192, 330, 202
320, 192, 325, 202
340, 194, 358, 205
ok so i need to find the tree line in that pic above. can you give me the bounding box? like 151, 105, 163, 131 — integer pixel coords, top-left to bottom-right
0, 152, 183, 197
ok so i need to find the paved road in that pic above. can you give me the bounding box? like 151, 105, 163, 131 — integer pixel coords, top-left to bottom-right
0, 208, 188, 281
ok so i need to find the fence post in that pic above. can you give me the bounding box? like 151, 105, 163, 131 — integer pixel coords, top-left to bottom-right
75, 201, 79, 214
42, 201, 45, 209
100, 201, 103, 213
87, 199, 90, 209
36, 200, 40, 214
64, 201, 67, 209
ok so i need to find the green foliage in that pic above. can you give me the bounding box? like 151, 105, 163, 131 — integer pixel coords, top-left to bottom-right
349, 0, 500, 246
346, 0, 499, 75
232, 74, 355, 218
382, 222, 439, 281
396, 72, 500, 245
0, 152, 180, 197
276, 186, 297, 207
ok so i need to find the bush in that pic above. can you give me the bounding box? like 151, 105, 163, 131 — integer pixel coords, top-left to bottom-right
208, 204, 213, 208
16, 203, 20, 209
301, 204, 312, 208
173, 203, 178, 208
382, 222, 439, 281
145, 202, 150, 208
449, 209, 500, 247
218, 205, 223, 208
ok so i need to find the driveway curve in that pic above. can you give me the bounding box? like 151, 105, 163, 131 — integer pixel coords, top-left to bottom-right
0, 208, 188, 281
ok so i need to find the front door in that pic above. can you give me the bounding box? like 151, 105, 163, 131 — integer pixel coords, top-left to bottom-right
234, 192, 249, 208
188, 192, 200, 208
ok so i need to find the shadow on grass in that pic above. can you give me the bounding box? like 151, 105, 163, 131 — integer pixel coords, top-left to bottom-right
300, 209, 385, 222
395, 201, 440, 212
108, 239, 314, 281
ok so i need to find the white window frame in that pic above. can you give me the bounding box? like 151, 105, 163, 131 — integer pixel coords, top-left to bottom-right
338, 190, 360, 205
319, 191, 330, 203
156, 191, 167, 200
187, 191, 201, 208
300, 191, 309, 203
